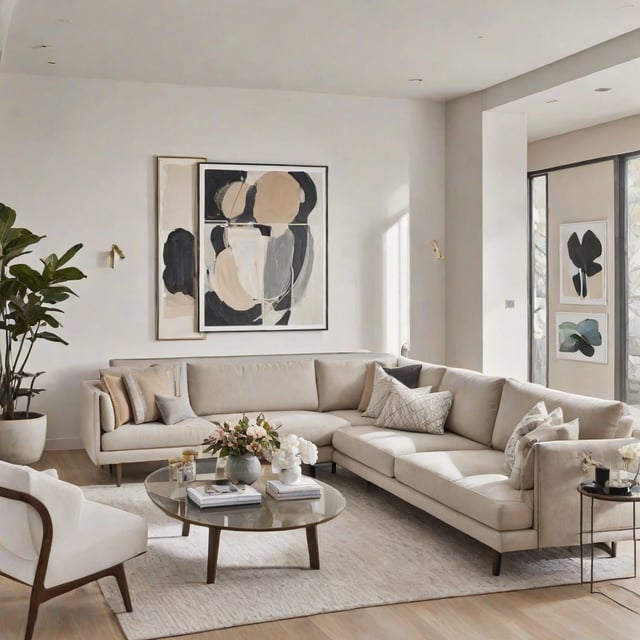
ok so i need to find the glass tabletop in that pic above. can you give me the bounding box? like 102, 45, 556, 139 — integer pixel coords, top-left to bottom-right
144, 463, 346, 532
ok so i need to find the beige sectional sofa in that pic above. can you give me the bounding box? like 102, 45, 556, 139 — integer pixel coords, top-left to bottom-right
81, 351, 638, 574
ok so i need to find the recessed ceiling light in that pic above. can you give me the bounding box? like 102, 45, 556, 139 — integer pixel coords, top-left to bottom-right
47, 61, 56, 65
594, 87, 612, 92
477, 35, 485, 39
544, 99, 559, 104
408, 78, 423, 83
56, 18, 71, 23
31, 44, 50, 49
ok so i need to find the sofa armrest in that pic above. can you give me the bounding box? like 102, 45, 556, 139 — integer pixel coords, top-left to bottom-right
535, 438, 637, 548
80, 380, 105, 465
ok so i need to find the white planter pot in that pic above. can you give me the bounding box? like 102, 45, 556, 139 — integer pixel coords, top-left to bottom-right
0, 413, 47, 464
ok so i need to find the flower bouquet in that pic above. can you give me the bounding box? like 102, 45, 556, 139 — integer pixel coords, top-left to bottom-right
271, 434, 318, 484
202, 413, 280, 459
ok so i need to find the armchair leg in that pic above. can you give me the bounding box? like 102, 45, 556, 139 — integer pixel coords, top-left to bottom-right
24, 590, 42, 640
492, 551, 502, 576
116, 463, 123, 487
331, 462, 337, 474
112, 563, 132, 612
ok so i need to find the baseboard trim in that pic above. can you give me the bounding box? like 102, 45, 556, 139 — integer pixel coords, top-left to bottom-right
45, 437, 83, 451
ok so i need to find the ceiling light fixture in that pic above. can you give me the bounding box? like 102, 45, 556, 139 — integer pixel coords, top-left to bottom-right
47, 61, 56, 65
408, 78, 423, 83
31, 44, 50, 49
594, 87, 612, 92
544, 99, 559, 103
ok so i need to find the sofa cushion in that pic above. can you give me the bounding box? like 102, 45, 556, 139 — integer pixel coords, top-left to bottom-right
203, 411, 350, 447
394, 450, 533, 531
188, 359, 318, 415
328, 410, 377, 427
155, 393, 197, 425
316, 357, 395, 412
363, 364, 403, 418
491, 378, 624, 450
101, 417, 215, 451
124, 367, 174, 424
100, 374, 132, 428
397, 356, 447, 390
332, 425, 487, 477
438, 367, 505, 446
503, 401, 548, 475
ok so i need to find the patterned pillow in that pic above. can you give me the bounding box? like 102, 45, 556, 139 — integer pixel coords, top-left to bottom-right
363, 364, 401, 418
375, 385, 451, 434
504, 401, 548, 475
510, 412, 577, 490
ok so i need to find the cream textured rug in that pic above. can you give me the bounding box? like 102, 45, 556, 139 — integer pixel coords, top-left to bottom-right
84, 469, 632, 640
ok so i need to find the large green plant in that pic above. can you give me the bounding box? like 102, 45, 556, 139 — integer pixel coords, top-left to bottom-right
0, 203, 86, 419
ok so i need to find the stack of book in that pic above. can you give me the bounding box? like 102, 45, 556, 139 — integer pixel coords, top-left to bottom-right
266, 476, 322, 501
187, 483, 262, 508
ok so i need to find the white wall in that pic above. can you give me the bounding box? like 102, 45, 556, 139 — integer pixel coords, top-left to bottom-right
482, 112, 528, 379
0, 73, 445, 448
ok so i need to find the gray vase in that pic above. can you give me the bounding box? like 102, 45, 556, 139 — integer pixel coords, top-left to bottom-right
225, 454, 262, 485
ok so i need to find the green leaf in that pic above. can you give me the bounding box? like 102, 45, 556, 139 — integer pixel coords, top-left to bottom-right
50, 266, 86, 283
56, 243, 83, 267
35, 331, 68, 345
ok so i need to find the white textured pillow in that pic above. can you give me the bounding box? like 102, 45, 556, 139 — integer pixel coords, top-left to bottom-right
375, 386, 453, 434
155, 394, 197, 425
504, 401, 548, 475
363, 364, 402, 418
510, 414, 579, 490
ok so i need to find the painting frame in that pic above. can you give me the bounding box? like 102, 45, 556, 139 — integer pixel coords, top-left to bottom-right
559, 220, 606, 306
156, 155, 206, 340
555, 311, 607, 364
197, 162, 328, 333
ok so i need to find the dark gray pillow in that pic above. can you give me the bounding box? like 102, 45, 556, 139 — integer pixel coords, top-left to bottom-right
383, 364, 422, 389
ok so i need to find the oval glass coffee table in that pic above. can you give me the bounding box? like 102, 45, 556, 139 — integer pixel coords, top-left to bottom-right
144, 465, 346, 583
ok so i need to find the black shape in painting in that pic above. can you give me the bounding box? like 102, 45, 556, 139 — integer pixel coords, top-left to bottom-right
203, 169, 248, 221
163, 228, 195, 297
203, 290, 262, 326
567, 230, 602, 298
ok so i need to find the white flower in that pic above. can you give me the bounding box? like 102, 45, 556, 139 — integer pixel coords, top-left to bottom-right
619, 443, 640, 461
246, 425, 267, 439
271, 434, 318, 472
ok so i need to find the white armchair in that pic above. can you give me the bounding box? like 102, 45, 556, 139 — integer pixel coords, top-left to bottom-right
0, 460, 147, 640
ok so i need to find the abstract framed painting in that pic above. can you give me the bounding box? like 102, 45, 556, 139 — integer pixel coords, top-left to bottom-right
555, 312, 607, 364
157, 156, 206, 340
197, 163, 327, 332
559, 220, 606, 305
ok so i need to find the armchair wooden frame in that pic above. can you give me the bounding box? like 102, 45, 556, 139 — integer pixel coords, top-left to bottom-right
0, 486, 135, 640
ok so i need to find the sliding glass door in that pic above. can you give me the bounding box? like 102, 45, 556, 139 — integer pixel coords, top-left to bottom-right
625, 154, 640, 402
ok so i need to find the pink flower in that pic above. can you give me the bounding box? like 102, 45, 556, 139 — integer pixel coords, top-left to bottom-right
247, 425, 267, 439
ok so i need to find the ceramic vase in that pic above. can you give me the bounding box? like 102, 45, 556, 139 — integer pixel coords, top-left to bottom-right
278, 464, 302, 485
226, 454, 261, 485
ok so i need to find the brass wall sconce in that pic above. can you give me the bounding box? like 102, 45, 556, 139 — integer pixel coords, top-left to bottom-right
431, 240, 444, 261
109, 244, 125, 268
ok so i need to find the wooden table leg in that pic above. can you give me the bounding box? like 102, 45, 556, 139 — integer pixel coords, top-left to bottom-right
207, 528, 221, 584
182, 521, 190, 537
306, 525, 320, 570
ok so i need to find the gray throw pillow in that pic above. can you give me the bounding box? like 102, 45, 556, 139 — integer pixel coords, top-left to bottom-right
375, 385, 451, 434
155, 394, 197, 425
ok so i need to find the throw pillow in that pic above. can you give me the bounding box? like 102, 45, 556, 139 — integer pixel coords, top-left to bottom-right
503, 401, 548, 476
124, 367, 173, 424
155, 394, 197, 425
363, 364, 401, 418
358, 362, 422, 412
510, 416, 580, 490
100, 374, 132, 428
375, 386, 452, 434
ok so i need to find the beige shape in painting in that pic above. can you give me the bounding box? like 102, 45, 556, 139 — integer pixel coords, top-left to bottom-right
254, 172, 300, 224
212, 248, 256, 311
219, 181, 251, 220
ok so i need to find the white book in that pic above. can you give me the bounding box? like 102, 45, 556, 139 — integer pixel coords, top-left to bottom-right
265, 478, 321, 500
187, 484, 261, 508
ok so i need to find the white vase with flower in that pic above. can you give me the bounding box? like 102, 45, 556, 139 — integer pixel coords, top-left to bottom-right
271, 434, 318, 485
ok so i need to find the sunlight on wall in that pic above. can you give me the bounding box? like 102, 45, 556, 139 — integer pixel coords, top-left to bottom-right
384, 211, 410, 354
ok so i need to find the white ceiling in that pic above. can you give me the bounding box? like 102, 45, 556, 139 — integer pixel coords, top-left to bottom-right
2, 0, 640, 138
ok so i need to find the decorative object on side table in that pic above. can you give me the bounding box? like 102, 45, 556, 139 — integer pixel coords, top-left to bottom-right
0, 202, 87, 464
577, 450, 610, 488
619, 442, 640, 488
271, 434, 318, 485
202, 414, 280, 485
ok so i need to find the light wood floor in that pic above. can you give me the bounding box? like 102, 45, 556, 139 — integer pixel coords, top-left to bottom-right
2, 450, 640, 640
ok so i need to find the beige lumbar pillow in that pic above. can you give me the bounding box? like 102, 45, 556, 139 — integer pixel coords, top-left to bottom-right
124, 367, 173, 424
100, 374, 132, 428
504, 401, 548, 476
510, 414, 579, 490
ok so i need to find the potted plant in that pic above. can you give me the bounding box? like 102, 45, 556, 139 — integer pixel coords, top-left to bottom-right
0, 203, 86, 464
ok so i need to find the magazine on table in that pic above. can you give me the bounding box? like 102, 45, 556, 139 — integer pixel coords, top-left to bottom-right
266, 476, 322, 500
187, 483, 262, 508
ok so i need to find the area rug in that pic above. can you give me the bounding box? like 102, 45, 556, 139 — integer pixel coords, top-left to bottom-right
83, 468, 632, 640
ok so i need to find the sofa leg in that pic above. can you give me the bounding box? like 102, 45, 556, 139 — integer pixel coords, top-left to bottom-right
595, 541, 617, 557
492, 551, 502, 576
308, 465, 316, 478
116, 463, 123, 487
331, 462, 337, 474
